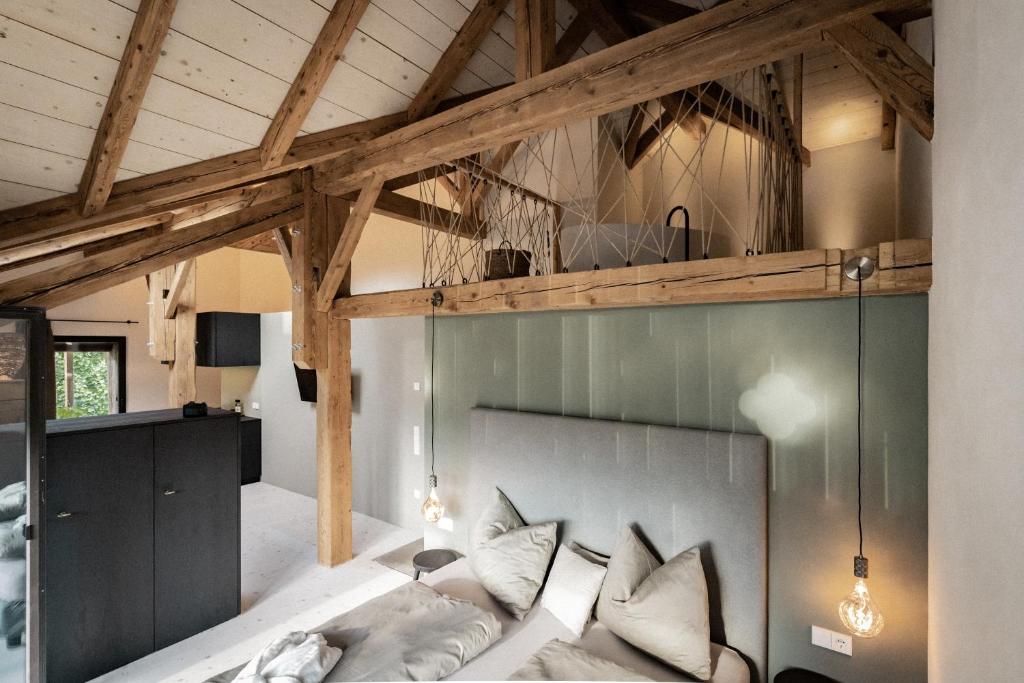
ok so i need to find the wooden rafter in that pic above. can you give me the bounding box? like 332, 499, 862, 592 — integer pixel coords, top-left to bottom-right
260, 0, 371, 169
0, 88, 496, 246
315, 175, 384, 313
826, 15, 934, 140
332, 239, 931, 319
78, 0, 177, 217
272, 227, 294, 277
624, 0, 700, 24
316, 0, 919, 195
369, 190, 486, 240
0, 194, 303, 309
408, 0, 511, 121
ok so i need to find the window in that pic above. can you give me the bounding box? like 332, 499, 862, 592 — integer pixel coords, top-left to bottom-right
52, 337, 126, 418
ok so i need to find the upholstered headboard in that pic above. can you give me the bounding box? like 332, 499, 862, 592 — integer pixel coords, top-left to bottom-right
463, 408, 769, 683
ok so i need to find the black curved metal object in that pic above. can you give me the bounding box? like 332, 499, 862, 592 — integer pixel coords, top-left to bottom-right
666, 205, 691, 262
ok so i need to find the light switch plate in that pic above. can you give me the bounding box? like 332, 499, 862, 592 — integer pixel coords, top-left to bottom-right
811, 625, 853, 656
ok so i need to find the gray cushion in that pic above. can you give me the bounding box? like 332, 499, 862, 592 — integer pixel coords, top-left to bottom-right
471, 488, 557, 620
597, 527, 712, 680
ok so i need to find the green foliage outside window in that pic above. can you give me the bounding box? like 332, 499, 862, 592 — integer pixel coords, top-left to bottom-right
54, 351, 111, 419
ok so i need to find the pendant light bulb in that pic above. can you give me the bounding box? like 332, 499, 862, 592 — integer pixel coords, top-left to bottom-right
838, 574, 885, 638
421, 474, 445, 524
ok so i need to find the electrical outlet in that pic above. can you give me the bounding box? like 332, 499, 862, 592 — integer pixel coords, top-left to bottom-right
413, 381, 421, 391
251, 402, 259, 411
811, 625, 853, 657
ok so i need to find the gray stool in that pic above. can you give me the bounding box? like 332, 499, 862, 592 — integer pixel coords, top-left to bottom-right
412, 548, 459, 580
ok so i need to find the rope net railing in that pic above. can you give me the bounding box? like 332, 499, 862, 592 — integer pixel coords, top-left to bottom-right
418, 66, 803, 289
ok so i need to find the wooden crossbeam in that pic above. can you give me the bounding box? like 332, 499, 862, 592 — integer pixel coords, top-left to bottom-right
826, 15, 934, 140
370, 190, 485, 240
315, 175, 384, 313
163, 259, 195, 319
272, 226, 294, 277
260, 0, 371, 169
408, 0, 511, 121
78, 0, 177, 217
318, 0, 911, 194
0, 88, 496, 248
516, 0, 555, 81
331, 239, 932, 319
0, 194, 303, 309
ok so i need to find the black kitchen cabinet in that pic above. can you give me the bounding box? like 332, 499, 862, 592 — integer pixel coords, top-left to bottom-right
196, 312, 260, 367
44, 410, 240, 683
240, 416, 261, 485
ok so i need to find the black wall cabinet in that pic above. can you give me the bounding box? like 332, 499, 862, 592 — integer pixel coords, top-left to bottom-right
196, 312, 260, 367
45, 410, 240, 683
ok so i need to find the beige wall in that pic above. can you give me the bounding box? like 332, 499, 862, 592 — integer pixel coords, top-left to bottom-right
896, 18, 934, 240
46, 247, 290, 413
930, 1, 1024, 680
803, 137, 897, 249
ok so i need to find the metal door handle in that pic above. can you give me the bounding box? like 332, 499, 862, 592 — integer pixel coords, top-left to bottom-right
162, 489, 178, 496
56, 511, 72, 519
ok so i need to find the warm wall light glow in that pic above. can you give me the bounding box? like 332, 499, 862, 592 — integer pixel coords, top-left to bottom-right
421, 486, 445, 524
838, 578, 885, 638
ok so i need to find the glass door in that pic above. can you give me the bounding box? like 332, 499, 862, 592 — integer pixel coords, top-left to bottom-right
0, 310, 45, 683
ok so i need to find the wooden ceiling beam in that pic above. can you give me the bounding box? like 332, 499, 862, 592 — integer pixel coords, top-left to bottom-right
331, 239, 931, 319
0, 87, 497, 249
0, 194, 303, 309
408, 0, 511, 121
471, 13, 592, 206
826, 15, 934, 140
260, 0, 371, 169
314, 175, 384, 312
568, 0, 704, 141
78, 0, 177, 217
316, 0, 918, 195
624, 0, 701, 24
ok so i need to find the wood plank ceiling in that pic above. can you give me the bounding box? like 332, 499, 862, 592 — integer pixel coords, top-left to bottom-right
0, 0, 919, 216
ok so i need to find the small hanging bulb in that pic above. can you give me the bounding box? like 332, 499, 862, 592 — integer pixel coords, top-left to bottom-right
838, 556, 885, 638
420, 474, 445, 524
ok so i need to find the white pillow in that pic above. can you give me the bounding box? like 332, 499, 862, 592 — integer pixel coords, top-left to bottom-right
471, 489, 557, 620
541, 544, 607, 637
596, 527, 711, 680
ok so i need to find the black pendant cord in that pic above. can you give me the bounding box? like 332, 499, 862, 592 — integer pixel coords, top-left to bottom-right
429, 303, 437, 480
857, 275, 864, 559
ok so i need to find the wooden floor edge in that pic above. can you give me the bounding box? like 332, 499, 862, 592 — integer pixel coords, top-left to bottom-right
331, 239, 932, 319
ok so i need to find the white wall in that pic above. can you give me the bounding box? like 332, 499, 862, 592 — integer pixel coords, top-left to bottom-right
930, 2, 1024, 680
255, 215, 426, 530
896, 18, 934, 240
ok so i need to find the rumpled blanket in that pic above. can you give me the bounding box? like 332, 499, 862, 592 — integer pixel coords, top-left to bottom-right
208, 580, 501, 682
232, 631, 342, 683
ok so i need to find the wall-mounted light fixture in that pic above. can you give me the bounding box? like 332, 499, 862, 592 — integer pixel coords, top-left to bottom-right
837, 256, 885, 638
421, 291, 446, 524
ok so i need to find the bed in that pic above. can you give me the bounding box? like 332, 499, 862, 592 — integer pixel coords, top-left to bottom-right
209, 408, 767, 682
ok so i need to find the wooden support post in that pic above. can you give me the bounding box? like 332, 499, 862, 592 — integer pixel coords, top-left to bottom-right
315, 199, 352, 566
315, 309, 352, 566
167, 258, 196, 406
516, 0, 554, 81
315, 175, 383, 313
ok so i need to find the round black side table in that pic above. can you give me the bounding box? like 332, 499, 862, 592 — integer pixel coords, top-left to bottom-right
412, 548, 459, 580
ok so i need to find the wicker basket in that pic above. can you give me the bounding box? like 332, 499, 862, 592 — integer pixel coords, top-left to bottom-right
484, 241, 532, 279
